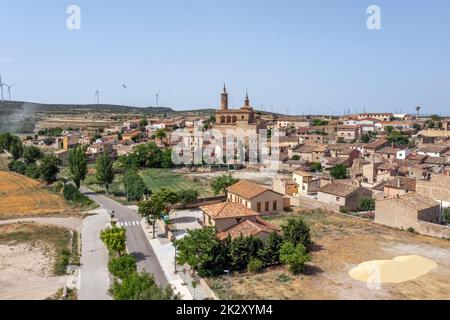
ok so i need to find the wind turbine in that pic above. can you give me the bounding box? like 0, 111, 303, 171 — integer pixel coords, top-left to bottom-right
95, 90, 101, 105
0, 75, 5, 102
6, 84, 15, 101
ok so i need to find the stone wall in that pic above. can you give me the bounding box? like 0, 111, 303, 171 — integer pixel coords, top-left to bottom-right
416, 175, 450, 205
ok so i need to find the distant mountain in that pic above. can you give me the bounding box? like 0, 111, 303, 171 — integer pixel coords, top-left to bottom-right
0, 100, 175, 115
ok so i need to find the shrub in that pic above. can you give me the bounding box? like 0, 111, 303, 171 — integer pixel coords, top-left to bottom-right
8, 160, 27, 174
108, 254, 137, 279
63, 184, 92, 206
340, 206, 350, 214
359, 197, 375, 211
247, 258, 264, 273
443, 208, 450, 224
25, 163, 41, 179
279, 241, 311, 275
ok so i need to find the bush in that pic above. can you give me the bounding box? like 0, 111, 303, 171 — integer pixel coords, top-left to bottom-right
279, 241, 311, 275
340, 206, 349, 214
63, 184, 92, 206
443, 208, 450, 224
359, 197, 375, 211
247, 258, 264, 273
25, 163, 41, 179
8, 160, 27, 174
108, 254, 137, 279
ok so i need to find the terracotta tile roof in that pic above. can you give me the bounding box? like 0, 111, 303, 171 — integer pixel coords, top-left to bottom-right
318, 182, 360, 197
365, 139, 388, 150
294, 170, 313, 177
417, 146, 450, 154
217, 217, 280, 240
385, 177, 416, 191
200, 202, 258, 219
326, 157, 350, 166
396, 193, 439, 211
226, 180, 274, 200
376, 146, 400, 155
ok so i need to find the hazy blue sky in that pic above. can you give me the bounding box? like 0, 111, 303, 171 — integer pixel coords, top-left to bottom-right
1, 0, 449, 115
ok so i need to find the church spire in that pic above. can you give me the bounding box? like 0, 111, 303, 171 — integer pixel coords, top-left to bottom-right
221, 84, 228, 110
244, 89, 250, 107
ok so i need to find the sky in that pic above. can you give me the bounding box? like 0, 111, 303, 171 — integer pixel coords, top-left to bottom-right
0, 0, 449, 115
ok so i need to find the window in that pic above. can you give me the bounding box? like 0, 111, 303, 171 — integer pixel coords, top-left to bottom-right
273, 201, 277, 211
336, 197, 340, 201
245, 201, 248, 207
265, 201, 269, 211
257, 202, 261, 213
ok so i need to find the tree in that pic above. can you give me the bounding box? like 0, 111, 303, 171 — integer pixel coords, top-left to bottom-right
291, 155, 300, 161
177, 189, 199, 208
330, 164, 347, 179
25, 163, 41, 179
68, 146, 88, 189
247, 258, 264, 273
259, 232, 283, 266
211, 174, 238, 195
138, 198, 164, 238
174, 227, 219, 275
281, 218, 311, 248
123, 170, 148, 201
108, 254, 137, 279
309, 162, 322, 172
229, 235, 264, 271
279, 241, 311, 274
95, 152, 115, 194
359, 197, 375, 211
39, 154, 61, 184
153, 189, 179, 214
155, 129, 166, 141
0, 133, 13, 152
100, 226, 127, 256
361, 134, 371, 143
387, 130, 409, 146
108, 271, 179, 300
8, 160, 27, 175
385, 126, 394, 135
140, 118, 149, 128
22, 146, 43, 164
9, 138, 22, 160
161, 148, 174, 168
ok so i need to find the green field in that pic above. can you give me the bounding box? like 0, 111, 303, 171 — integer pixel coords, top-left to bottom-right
139, 169, 214, 197
83, 168, 214, 203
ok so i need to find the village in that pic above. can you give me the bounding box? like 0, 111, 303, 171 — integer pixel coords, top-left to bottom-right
1, 87, 450, 300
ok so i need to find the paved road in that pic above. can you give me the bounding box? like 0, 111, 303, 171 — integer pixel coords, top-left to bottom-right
80, 187, 168, 287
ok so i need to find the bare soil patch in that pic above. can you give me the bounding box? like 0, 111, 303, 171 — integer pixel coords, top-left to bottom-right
0, 223, 74, 300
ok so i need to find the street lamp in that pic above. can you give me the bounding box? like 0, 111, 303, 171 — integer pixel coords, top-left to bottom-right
174, 210, 178, 274
224, 270, 231, 300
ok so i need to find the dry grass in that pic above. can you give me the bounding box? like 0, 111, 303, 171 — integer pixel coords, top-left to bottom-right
207, 209, 450, 300
0, 171, 68, 219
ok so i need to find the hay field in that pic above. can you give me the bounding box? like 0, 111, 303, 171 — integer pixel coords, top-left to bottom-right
0, 171, 67, 219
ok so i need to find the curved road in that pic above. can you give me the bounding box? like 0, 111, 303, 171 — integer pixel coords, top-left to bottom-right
80, 187, 168, 287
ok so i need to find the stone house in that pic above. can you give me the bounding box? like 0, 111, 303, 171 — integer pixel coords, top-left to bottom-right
383, 177, 416, 198
292, 171, 320, 196
375, 193, 449, 238
317, 182, 373, 211
227, 180, 285, 215
200, 202, 280, 241
272, 178, 298, 196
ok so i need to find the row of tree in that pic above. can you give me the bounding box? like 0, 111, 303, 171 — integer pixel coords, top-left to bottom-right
100, 225, 179, 300
174, 217, 312, 277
